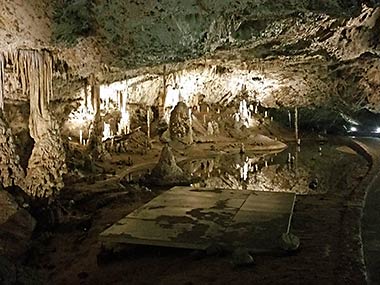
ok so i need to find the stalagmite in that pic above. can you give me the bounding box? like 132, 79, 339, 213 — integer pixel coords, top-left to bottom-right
0, 53, 4, 111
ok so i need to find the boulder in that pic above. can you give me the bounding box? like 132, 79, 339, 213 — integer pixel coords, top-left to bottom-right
0, 191, 36, 259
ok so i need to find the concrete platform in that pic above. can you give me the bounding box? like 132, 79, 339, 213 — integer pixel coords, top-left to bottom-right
100, 187, 296, 251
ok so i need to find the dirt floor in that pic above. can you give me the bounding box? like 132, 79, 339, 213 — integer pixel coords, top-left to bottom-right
20, 136, 370, 285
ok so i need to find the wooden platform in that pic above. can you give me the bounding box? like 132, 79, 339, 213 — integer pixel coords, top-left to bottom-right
100, 187, 296, 251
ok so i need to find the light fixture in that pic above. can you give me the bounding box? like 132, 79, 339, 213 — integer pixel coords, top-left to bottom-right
350, 126, 357, 132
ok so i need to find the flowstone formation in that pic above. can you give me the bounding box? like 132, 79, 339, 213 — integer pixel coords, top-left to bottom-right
0, 112, 25, 189
0, 50, 67, 199
23, 50, 67, 199
86, 78, 106, 160
169, 101, 193, 145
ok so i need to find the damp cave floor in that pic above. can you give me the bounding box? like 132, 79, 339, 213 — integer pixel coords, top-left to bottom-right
26, 140, 369, 285
100, 186, 295, 252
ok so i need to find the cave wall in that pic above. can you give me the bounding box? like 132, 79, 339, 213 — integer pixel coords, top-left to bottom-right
0, 0, 378, 201
57, 4, 380, 117
0, 49, 67, 200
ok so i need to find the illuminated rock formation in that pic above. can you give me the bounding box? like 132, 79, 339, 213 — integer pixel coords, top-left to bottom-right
0, 49, 67, 199
21, 50, 67, 199
169, 101, 193, 145
145, 144, 191, 186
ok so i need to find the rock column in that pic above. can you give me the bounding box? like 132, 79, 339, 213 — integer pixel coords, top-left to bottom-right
22, 50, 67, 199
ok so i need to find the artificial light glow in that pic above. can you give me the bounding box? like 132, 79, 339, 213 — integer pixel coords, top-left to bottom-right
68, 65, 283, 136
350, 126, 358, 132
118, 110, 130, 135
234, 100, 259, 128
67, 88, 95, 126
375, 127, 380, 133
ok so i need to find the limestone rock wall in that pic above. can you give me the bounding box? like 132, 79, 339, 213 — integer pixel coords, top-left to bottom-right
0, 49, 67, 199
324, 6, 380, 60
21, 50, 67, 199
0, 112, 25, 189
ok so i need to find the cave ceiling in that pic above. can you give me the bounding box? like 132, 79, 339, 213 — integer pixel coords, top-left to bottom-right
0, 0, 379, 112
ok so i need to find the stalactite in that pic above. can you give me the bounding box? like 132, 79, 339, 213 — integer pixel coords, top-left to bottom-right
87, 75, 104, 159
0, 53, 4, 110
0, 49, 68, 198
17, 50, 67, 199
118, 91, 131, 135
294, 107, 299, 145
0, 51, 25, 190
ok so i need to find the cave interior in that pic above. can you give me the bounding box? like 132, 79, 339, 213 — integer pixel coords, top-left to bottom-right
0, 1, 380, 284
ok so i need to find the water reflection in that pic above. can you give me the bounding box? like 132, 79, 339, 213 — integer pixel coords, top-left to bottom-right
178, 144, 327, 195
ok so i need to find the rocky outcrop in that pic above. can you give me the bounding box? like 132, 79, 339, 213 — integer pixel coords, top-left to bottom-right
324, 6, 380, 60
0, 191, 36, 259
50, 0, 367, 68
144, 144, 191, 186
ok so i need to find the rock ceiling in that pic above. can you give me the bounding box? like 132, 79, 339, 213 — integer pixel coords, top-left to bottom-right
0, 0, 379, 111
